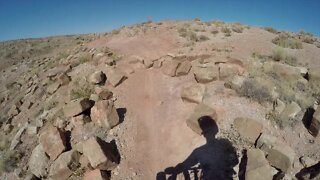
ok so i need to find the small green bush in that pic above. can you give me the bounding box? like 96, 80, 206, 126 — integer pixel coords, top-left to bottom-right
44, 97, 58, 110
212, 21, 225, 27
236, 78, 273, 103
232, 25, 243, 33
211, 29, 219, 35
198, 35, 210, 41
272, 46, 297, 66
298, 31, 315, 44
264, 27, 278, 34
178, 28, 188, 37
272, 46, 287, 61
111, 29, 120, 35
70, 79, 94, 100
221, 27, 231, 34
272, 34, 303, 49
0, 150, 22, 175
188, 31, 198, 42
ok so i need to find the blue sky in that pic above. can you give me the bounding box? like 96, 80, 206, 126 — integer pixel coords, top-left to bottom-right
0, 0, 319, 41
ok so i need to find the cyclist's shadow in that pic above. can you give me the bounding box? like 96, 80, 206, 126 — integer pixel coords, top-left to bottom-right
157, 116, 239, 180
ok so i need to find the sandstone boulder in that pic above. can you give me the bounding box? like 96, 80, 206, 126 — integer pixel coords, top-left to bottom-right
193, 66, 219, 83
279, 101, 301, 126
143, 59, 154, 68
161, 60, 180, 77
245, 149, 273, 180
58, 73, 71, 86
91, 100, 120, 130
234, 117, 263, 143
176, 61, 192, 76
273, 99, 286, 114
63, 98, 94, 117
187, 103, 217, 134
266, 145, 295, 172
181, 83, 206, 104
300, 156, 316, 168
89, 71, 106, 84
29, 144, 49, 178
46, 66, 71, 78
10, 123, 27, 150
8, 105, 19, 118
39, 126, 66, 160
256, 133, 278, 153
98, 89, 113, 100
219, 63, 240, 80
153, 59, 163, 68
82, 137, 119, 170
49, 150, 80, 180
83, 169, 110, 180
308, 107, 320, 137
47, 82, 61, 94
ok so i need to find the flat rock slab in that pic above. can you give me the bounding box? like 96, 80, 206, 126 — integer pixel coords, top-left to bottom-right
176, 60, 192, 76
91, 100, 120, 130
29, 145, 49, 178
161, 60, 180, 77
266, 145, 295, 173
309, 107, 320, 137
63, 98, 94, 117
181, 83, 206, 104
47, 82, 61, 94
234, 117, 263, 143
245, 149, 273, 180
193, 66, 219, 83
82, 137, 118, 170
89, 71, 106, 84
39, 126, 66, 160
49, 150, 80, 180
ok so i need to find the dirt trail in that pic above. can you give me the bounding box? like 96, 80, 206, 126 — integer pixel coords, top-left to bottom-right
114, 69, 203, 179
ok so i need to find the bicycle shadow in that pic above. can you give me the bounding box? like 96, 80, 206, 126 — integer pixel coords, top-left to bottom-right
157, 116, 238, 180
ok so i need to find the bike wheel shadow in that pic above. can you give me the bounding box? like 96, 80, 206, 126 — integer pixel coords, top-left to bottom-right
157, 116, 238, 180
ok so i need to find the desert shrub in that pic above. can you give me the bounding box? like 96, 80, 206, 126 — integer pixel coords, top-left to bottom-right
178, 28, 188, 37
198, 35, 210, 41
298, 31, 315, 44
188, 31, 198, 42
212, 21, 225, 27
221, 27, 231, 34
236, 78, 273, 103
272, 34, 303, 49
0, 150, 22, 175
211, 29, 219, 35
251, 52, 269, 62
111, 29, 120, 35
264, 27, 278, 34
225, 32, 231, 37
56, 51, 69, 61
72, 52, 92, 67
70, 79, 94, 100
111, 53, 121, 61
272, 46, 287, 61
232, 25, 243, 33
272, 47, 297, 66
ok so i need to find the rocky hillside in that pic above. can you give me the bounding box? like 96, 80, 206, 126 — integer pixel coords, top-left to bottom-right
0, 20, 320, 180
